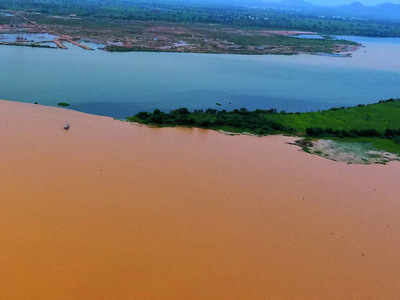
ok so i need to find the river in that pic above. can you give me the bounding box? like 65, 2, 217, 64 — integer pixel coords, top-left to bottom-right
0, 36, 399, 118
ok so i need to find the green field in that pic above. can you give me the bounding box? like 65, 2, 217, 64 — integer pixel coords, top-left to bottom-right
127, 99, 400, 154
265, 100, 400, 133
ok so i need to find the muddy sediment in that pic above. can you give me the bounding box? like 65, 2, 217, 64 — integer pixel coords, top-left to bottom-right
1, 100, 400, 299
294, 138, 400, 164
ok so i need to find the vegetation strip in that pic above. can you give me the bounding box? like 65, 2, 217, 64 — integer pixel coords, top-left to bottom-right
128, 99, 400, 155
57, 102, 70, 107
2, 0, 400, 37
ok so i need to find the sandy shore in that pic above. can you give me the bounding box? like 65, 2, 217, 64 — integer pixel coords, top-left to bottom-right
1, 100, 400, 299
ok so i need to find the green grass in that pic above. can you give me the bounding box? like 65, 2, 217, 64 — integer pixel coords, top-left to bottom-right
57, 102, 71, 107
264, 100, 400, 133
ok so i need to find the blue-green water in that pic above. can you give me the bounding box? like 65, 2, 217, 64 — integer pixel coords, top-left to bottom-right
0, 33, 57, 43
0, 11, 13, 17
0, 37, 399, 118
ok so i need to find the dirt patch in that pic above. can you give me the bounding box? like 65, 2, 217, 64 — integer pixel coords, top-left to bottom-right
293, 138, 400, 164
0, 11, 358, 55
259, 30, 316, 36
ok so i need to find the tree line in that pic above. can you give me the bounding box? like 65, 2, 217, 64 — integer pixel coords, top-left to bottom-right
129, 107, 291, 135
2, 0, 400, 37
129, 100, 400, 145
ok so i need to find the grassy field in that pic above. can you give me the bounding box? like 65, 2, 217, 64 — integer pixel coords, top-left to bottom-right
265, 100, 400, 133
128, 99, 400, 154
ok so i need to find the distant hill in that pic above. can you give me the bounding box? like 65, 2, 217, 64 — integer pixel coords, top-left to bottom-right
10, 0, 399, 22
337, 2, 400, 21
258, 0, 400, 21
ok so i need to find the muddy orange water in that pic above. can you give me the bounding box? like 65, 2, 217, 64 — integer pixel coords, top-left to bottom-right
1, 100, 400, 299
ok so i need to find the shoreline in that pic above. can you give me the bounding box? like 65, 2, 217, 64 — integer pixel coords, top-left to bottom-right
0, 25, 361, 56
127, 99, 400, 161
4, 99, 400, 165
0, 38, 360, 56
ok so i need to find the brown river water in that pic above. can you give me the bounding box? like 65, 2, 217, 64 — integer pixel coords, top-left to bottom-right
1, 100, 400, 299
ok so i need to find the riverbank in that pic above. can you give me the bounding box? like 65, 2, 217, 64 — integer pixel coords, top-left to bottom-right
129, 99, 400, 158
0, 9, 360, 56
0, 28, 359, 55
1, 99, 400, 299
1, 36, 398, 118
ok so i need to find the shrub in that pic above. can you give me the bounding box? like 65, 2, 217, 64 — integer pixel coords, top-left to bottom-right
57, 102, 70, 107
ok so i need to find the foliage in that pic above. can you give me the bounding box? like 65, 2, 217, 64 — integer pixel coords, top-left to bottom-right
264, 99, 400, 133
128, 107, 291, 135
128, 99, 400, 153
57, 102, 70, 107
2, 0, 400, 37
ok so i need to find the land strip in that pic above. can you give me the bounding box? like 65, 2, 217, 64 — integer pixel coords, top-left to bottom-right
0, 10, 359, 55
128, 99, 400, 162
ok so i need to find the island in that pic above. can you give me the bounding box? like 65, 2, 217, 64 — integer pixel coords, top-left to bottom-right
128, 99, 400, 164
